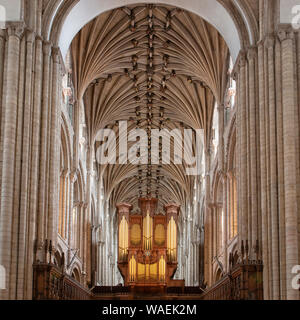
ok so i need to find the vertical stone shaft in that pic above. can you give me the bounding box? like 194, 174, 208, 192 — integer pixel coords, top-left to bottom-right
48, 48, 61, 248
275, 37, 286, 300
258, 40, 269, 299
24, 35, 43, 299
222, 175, 228, 271
280, 30, 299, 300
247, 48, 258, 252
239, 54, 248, 242
266, 37, 280, 299
11, 34, 25, 300
0, 30, 5, 186
37, 41, 52, 245
0, 24, 23, 300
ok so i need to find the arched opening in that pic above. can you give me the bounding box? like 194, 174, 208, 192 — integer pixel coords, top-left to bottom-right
232, 251, 239, 267
1, 0, 299, 302
54, 251, 62, 268
215, 268, 222, 282
53, 0, 244, 62
71, 267, 81, 283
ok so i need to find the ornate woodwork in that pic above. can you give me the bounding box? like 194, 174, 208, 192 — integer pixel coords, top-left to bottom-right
32, 263, 91, 300
201, 242, 263, 300
117, 198, 184, 293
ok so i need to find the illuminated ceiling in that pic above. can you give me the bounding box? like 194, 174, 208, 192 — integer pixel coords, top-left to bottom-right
70, 4, 230, 212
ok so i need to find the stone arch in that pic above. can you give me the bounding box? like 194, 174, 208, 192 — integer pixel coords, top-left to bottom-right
230, 243, 239, 267
226, 119, 238, 240
212, 171, 224, 205
60, 115, 72, 171
77, 162, 86, 199
71, 264, 81, 282
214, 267, 223, 282
54, 244, 64, 267
45, 0, 254, 62
226, 115, 237, 173
54, 250, 62, 267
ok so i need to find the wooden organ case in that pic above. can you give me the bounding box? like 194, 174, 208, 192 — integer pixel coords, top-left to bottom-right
117, 198, 184, 294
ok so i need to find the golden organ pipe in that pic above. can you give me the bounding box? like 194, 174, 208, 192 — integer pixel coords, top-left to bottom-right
171, 219, 173, 260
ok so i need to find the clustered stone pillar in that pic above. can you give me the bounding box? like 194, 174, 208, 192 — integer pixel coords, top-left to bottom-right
278, 29, 299, 300
0, 21, 64, 299
231, 26, 300, 300
0, 22, 24, 300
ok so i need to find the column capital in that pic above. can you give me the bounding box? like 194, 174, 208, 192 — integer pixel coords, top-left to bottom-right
70, 170, 78, 183
52, 46, 61, 64
247, 46, 257, 60
35, 34, 44, 42
60, 168, 69, 177
78, 201, 86, 208
226, 170, 233, 179
208, 202, 216, 209
264, 36, 275, 49
216, 202, 223, 209
277, 29, 294, 42
218, 169, 226, 180
83, 202, 88, 209
73, 201, 81, 208
6, 21, 25, 39
0, 29, 6, 39
232, 50, 246, 79
238, 54, 246, 68
25, 29, 35, 43
43, 40, 52, 56
217, 103, 225, 112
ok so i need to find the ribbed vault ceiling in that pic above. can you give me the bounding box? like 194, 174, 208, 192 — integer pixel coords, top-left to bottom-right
70, 4, 230, 213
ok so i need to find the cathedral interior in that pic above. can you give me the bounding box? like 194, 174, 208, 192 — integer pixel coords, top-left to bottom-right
0, 0, 300, 300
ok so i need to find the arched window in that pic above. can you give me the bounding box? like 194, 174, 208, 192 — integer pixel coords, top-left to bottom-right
59, 172, 68, 238
212, 101, 219, 158
215, 182, 223, 256
229, 175, 237, 238
228, 134, 237, 239
62, 50, 75, 125
59, 125, 71, 240
72, 180, 82, 253
226, 57, 236, 109
72, 206, 79, 249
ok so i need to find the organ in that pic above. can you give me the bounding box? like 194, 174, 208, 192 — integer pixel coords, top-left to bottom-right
117, 198, 184, 293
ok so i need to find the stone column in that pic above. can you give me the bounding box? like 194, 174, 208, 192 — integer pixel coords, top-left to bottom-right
257, 40, 270, 299
82, 202, 88, 285
274, 34, 286, 300
238, 53, 248, 243
68, 171, 77, 248
218, 104, 225, 172
278, 29, 299, 300
222, 174, 228, 271
247, 47, 259, 252
266, 36, 280, 300
0, 22, 24, 300
48, 47, 62, 247
37, 40, 52, 247
0, 29, 4, 204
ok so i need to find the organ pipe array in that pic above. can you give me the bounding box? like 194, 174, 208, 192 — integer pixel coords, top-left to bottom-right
143, 211, 153, 250
119, 216, 129, 262
167, 216, 177, 262
117, 199, 183, 292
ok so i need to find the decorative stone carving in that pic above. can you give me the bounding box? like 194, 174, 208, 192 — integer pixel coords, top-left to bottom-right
247, 47, 257, 60
6, 21, 25, 39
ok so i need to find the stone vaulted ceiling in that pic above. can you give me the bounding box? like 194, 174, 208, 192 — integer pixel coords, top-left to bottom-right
70, 4, 230, 213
